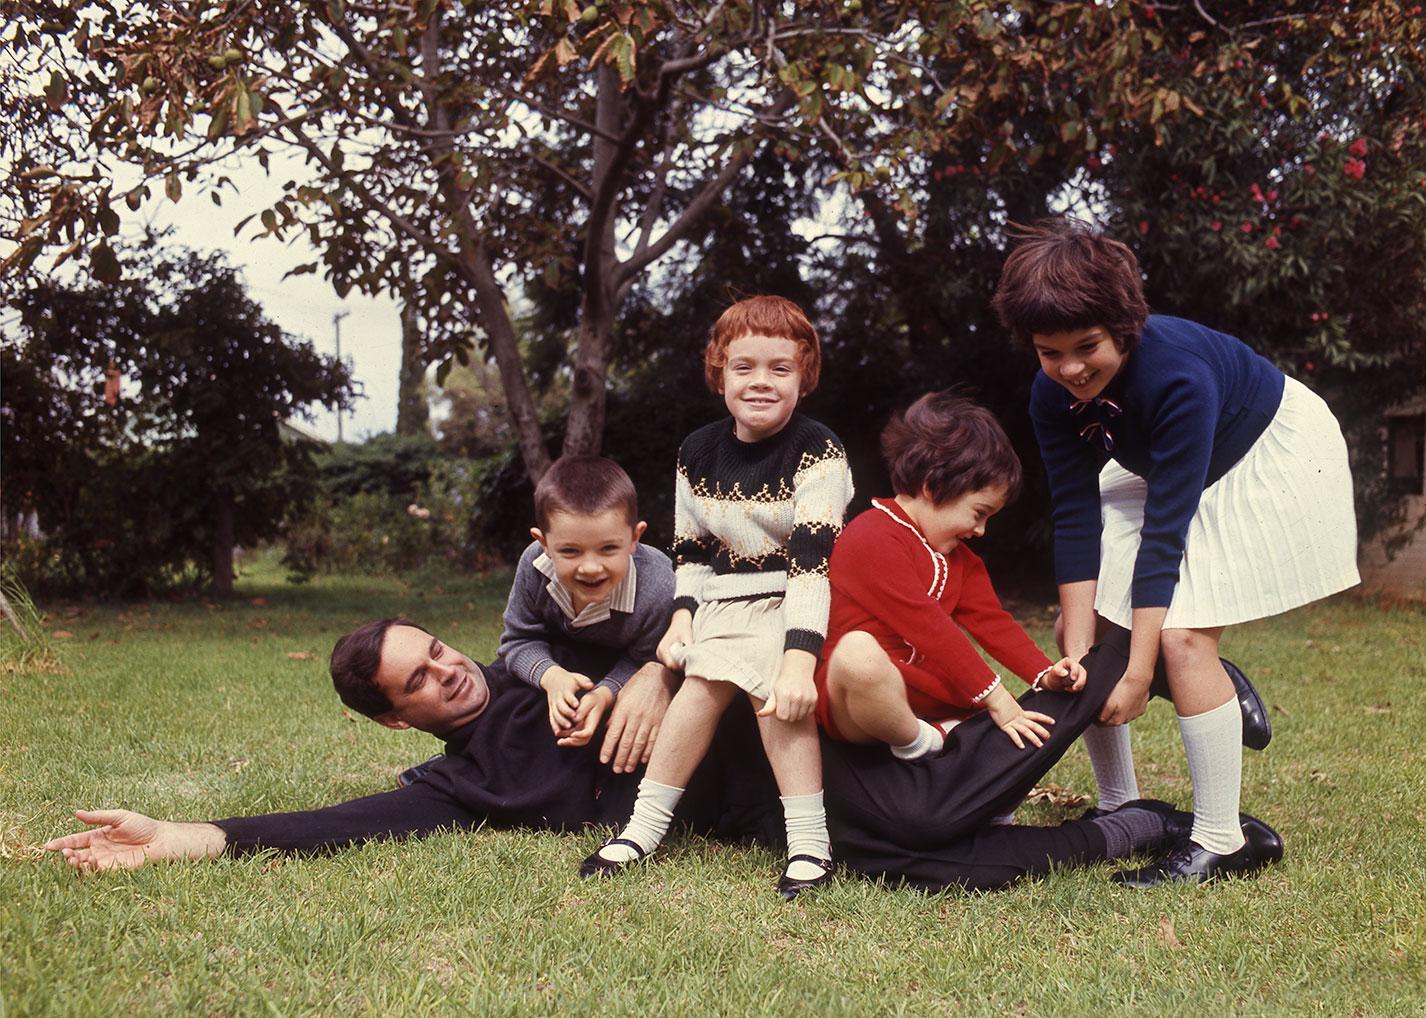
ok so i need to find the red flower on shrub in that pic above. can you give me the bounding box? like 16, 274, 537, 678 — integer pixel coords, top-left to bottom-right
1348, 138, 1368, 157
1139, 220, 1149, 235
1210, 221, 1223, 232
1265, 235, 1280, 249
1241, 221, 1254, 233
1344, 158, 1366, 179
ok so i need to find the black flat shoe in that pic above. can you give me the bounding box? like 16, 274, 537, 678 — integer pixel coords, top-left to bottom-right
1111, 814, 1283, 888
777, 854, 834, 900
1221, 658, 1272, 751
396, 755, 443, 787
579, 837, 647, 879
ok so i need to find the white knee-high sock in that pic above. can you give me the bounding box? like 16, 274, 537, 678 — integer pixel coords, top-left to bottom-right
1082, 723, 1140, 810
781, 791, 831, 879
601, 778, 684, 862
1178, 698, 1246, 854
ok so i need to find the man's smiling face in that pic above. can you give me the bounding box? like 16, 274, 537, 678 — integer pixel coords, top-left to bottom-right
372, 625, 490, 735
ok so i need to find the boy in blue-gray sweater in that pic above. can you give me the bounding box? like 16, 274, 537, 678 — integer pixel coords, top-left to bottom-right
400, 455, 676, 785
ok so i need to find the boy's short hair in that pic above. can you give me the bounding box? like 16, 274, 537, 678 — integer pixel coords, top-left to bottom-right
991, 218, 1149, 353
330, 616, 420, 719
533, 455, 638, 531
881, 391, 1023, 504
703, 295, 822, 395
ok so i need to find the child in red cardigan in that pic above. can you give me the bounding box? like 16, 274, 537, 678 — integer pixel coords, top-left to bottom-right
814, 392, 1084, 759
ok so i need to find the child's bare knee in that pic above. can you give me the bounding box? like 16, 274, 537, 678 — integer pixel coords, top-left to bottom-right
1159, 628, 1216, 669
827, 632, 892, 688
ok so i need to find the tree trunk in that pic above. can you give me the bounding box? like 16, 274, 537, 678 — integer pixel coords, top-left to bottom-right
396, 302, 430, 437
211, 494, 235, 597
564, 65, 624, 459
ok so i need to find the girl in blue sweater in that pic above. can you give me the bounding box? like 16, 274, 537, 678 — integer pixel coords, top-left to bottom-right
992, 219, 1358, 886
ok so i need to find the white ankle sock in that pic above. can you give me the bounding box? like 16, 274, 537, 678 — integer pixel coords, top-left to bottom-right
1178, 697, 1246, 854
602, 778, 684, 862
1082, 723, 1140, 810
891, 718, 944, 760
781, 791, 831, 879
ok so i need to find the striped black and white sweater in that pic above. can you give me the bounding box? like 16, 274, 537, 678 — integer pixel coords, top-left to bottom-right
670, 414, 854, 656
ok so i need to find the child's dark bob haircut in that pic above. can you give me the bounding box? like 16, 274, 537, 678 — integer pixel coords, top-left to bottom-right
703, 294, 822, 396
881, 392, 1023, 505
991, 218, 1149, 353
533, 455, 638, 531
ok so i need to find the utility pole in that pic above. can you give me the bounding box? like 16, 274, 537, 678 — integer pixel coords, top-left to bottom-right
333, 309, 349, 442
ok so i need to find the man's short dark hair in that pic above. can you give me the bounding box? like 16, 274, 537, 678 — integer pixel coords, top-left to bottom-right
533, 455, 638, 531
991, 217, 1149, 353
881, 391, 1023, 505
330, 617, 423, 719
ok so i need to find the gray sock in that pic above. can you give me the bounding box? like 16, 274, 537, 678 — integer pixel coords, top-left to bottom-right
1090, 805, 1168, 858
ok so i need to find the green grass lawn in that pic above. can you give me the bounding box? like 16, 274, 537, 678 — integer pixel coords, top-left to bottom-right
3, 557, 1424, 1016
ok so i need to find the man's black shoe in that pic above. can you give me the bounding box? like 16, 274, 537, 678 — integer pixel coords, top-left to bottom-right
1113, 798, 1195, 849
1111, 813, 1283, 888
1221, 658, 1272, 751
777, 855, 834, 900
396, 755, 443, 788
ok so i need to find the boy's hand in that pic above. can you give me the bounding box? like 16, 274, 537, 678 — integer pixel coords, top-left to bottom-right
558, 686, 614, 748
984, 684, 1054, 749
1037, 657, 1086, 693
656, 610, 694, 670
757, 649, 817, 723
539, 666, 593, 736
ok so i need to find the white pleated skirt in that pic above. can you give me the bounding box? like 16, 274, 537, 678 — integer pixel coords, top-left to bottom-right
1095, 376, 1360, 630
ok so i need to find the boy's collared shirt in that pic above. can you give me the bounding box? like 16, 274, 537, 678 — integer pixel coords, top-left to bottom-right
498, 541, 674, 698
531, 551, 638, 628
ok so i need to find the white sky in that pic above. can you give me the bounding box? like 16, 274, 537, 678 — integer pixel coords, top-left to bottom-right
114, 152, 402, 443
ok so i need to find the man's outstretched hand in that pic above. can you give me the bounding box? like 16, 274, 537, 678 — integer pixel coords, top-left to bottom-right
43, 809, 225, 872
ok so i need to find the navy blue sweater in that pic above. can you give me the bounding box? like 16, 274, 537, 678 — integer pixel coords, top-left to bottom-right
1030, 315, 1285, 609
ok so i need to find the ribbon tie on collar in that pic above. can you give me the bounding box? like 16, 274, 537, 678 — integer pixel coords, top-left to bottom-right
1070, 396, 1122, 452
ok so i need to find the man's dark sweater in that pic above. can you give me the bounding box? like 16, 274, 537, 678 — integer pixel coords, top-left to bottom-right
213, 658, 782, 856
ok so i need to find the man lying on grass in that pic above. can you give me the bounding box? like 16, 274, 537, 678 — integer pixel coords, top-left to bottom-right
45, 617, 1281, 891
45, 615, 783, 872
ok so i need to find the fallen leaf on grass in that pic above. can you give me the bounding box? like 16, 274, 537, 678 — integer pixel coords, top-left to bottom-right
1024, 783, 1089, 808
227, 757, 248, 773
1271, 703, 1290, 716
250, 597, 269, 607
342, 709, 360, 723
1158, 916, 1181, 948
1364, 704, 1391, 714
245, 618, 270, 630
51, 630, 73, 640
286, 651, 314, 661
1310, 769, 1332, 784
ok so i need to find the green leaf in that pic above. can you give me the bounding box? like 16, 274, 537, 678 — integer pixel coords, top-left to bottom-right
165, 172, 182, 202
44, 71, 68, 110
90, 241, 121, 284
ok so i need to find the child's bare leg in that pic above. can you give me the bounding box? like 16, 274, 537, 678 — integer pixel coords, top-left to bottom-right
824, 632, 942, 759
593, 676, 738, 866
644, 675, 740, 786
755, 708, 831, 885
1162, 626, 1245, 854
1058, 614, 1141, 811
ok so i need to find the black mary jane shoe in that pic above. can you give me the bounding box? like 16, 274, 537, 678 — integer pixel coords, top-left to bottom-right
578, 837, 647, 879
1111, 813, 1283, 888
777, 855, 835, 901
1221, 658, 1272, 751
